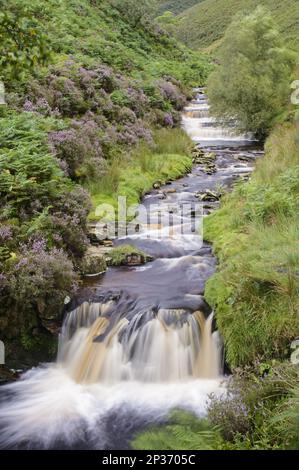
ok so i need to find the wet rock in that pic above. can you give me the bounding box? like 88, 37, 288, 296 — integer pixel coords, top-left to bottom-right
236, 154, 253, 162
124, 253, 153, 266
101, 239, 114, 247
87, 223, 112, 246
153, 181, 161, 189
0, 365, 20, 384
205, 152, 217, 161
197, 190, 221, 202
192, 146, 205, 157
192, 151, 217, 173
165, 188, 177, 194
205, 163, 217, 175
87, 232, 101, 246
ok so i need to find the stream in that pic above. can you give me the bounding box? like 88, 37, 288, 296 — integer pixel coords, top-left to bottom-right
0, 90, 263, 450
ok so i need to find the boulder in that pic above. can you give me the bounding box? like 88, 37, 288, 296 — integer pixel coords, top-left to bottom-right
81, 248, 107, 276
196, 190, 221, 202
109, 245, 153, 267
165, 188, 177, 194
0, 365, 19, 384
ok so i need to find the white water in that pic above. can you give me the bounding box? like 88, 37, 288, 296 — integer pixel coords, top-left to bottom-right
0, 367, 224, 449
182, 93, 255, 144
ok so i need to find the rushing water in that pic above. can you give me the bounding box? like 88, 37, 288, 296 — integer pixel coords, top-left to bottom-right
0, 90, 262, 450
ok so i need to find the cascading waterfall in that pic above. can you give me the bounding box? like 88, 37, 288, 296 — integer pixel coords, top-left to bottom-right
59, 303, 220, 385
0, 89, 259, 450
182, 91, 255, 145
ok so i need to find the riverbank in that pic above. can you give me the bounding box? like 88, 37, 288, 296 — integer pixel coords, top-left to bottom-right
88, 128, 193, 222
205, 121, 299, 367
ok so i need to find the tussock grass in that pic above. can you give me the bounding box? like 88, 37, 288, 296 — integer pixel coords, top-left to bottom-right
204, 123, 299, 367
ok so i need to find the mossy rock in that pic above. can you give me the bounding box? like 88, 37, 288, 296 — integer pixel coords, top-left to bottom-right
109, 245, 153, 266
81, 252, 107, 276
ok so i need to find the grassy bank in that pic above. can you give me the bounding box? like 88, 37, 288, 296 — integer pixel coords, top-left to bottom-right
204, 122, 299, 368
88, 128, 193, 220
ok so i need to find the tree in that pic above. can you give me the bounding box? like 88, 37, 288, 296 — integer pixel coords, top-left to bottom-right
207, 7, 295, 140
110, 0, 157, 28
0, 1, 50, 84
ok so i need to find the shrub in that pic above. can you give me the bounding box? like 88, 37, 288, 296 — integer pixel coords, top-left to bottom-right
208, 362, 299, 449
0, 1, 51, 83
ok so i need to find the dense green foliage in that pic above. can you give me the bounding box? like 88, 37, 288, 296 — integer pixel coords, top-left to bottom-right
207, 8, 295, 139
0, 0, 209, 364
175, 0, 299, 51
0, 1, 50, 82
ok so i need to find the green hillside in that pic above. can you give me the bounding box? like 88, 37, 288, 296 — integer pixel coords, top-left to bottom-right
176, 0, 299, 49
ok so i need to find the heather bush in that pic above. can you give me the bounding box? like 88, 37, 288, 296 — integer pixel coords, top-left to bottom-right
208, 362, 299, 448
49, 118, 106, 181
26, 61, 118, 118
116, 120, 153, 146
4, 239, 77, 322
156, 79, 186, 111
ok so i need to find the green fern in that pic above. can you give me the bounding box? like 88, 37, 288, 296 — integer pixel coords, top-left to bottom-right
132, 411, 224, 450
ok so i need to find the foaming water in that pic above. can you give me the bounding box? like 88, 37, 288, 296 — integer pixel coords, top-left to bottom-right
0, 366, 224, 449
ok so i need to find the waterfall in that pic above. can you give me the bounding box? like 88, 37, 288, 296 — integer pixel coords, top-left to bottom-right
182, 91, 255, 145
58, 303, 221, 385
